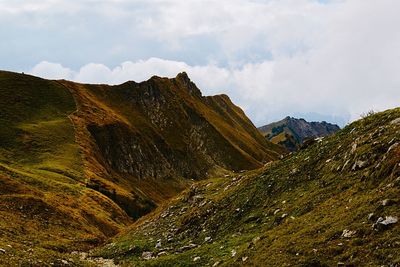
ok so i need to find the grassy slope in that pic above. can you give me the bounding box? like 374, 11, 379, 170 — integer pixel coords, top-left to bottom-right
0, 71, 131, 265
95, 108, 400, 266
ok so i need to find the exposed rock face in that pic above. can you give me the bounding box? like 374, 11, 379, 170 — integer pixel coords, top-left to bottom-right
258, 116, 340, 151
60, 72, 285, 218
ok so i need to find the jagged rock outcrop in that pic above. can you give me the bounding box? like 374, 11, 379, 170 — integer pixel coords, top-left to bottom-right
61, 73, 284, 193
258, 116, 340, 151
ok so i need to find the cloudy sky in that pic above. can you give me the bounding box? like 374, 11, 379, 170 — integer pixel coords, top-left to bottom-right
1, 0, 400, 126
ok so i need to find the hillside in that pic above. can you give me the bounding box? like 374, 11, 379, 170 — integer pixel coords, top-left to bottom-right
258, 117, 340, 151
0, 70, 283, 265
94, 108, 400, 266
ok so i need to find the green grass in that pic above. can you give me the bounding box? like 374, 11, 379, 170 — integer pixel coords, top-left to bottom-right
94, 107, 400, 266
0, 71, 131, 265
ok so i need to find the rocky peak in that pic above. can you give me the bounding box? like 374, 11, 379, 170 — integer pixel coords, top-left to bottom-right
175, 72, 202, 98
58, 73, 283, 218
258, 117, 340, 151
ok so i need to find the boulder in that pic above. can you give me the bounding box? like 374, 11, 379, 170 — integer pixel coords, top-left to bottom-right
373, 216, 398, 230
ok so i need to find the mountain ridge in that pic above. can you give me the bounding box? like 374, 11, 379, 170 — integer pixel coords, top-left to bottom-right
258, 116, 340, 151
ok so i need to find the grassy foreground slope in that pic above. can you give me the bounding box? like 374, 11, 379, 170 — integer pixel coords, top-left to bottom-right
95, 108, 400, 266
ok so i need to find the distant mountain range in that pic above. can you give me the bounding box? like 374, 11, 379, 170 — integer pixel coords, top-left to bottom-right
258, 116, 340, 151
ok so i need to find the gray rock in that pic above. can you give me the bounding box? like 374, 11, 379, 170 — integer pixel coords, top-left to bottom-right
352, 160, 367, 171
390, 118, 400, 125
394, 176, 400, 187
191, 195, 205, 204
157, 251, 168, 257
205, 236, 212, 242
387, 143, 399, 153
231, 249, 237, 257
367, 213, 375, 221
381, 199, 392, 206
193, 256, 201, 262
178, 243, 198, 252
160, 211, 169, 218
155, 239, 162, 249
142, 251, 153, 260
373, 216, 398, 230
380, 216, 398, 225
351, 143, 357, 154
341, 229, 356, 238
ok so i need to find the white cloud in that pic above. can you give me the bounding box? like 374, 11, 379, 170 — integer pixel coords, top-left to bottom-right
4, 0, 400, 126
30, 61, 74, 80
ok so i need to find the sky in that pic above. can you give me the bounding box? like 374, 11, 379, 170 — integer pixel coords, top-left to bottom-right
1, 0, 400, 127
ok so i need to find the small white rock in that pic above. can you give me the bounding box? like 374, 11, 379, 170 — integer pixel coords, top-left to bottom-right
231, 249, 237, 257
142, 251, 153, 260
390, 118, 400, 125
155, 239, 162, 249
342, 229, 356, 238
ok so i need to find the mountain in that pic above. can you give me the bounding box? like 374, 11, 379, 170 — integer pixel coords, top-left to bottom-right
0, 70, 284, 265
94, 108, 400, 266
258, 117, 341, 151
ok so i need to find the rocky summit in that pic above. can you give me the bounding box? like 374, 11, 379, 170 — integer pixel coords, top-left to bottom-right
258, 116, 340, 151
